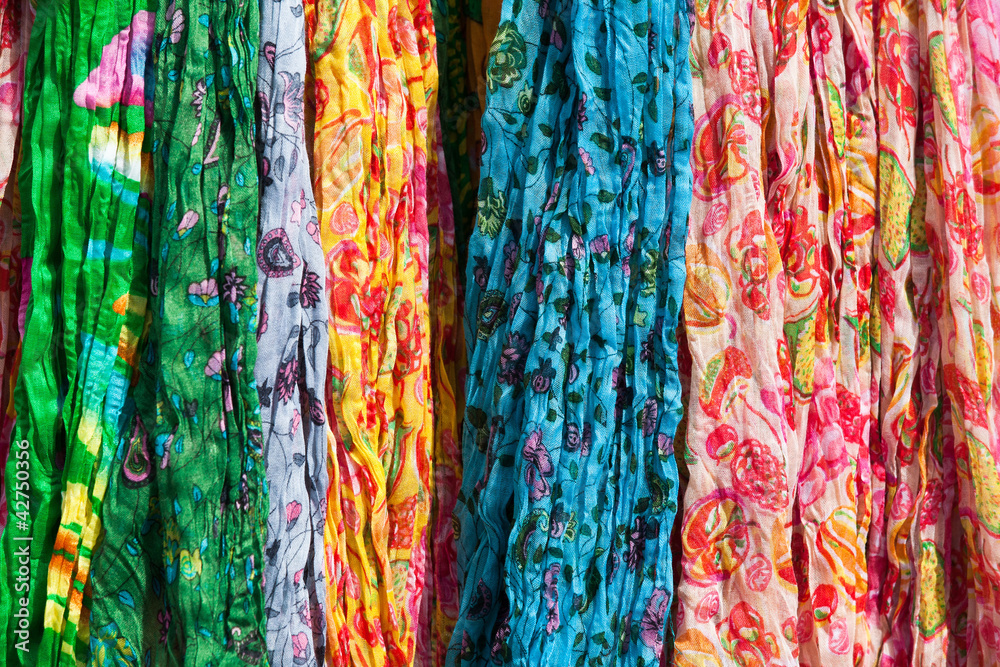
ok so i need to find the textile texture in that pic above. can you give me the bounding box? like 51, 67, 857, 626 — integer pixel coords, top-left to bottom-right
0, 4, 155, 664
0, 0, 30, 534
87, 0, 268, 664
675, 0, 1000, 663
450, 0, 693, 663
256, 0, 330, 662
305, 0, 437, 663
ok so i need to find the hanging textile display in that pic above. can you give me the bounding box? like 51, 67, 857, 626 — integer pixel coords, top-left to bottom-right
87, 0, 268, 663
1, 0, 1000, 662
256, 0, 330, 663
305, 0, 437, 662
450, 0, 693, 661
0, 3, 155, 663
0, 0, 31, 534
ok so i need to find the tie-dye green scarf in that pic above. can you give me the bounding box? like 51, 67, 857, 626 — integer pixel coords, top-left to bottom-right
0, 3, 155, 665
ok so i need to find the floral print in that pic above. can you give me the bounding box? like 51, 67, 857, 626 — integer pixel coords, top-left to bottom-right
88, 0, 267, 663
0, 0, 998, 663
676, 0, 1000, 663
256, 0, 330, 664
305, 0, 439, 662
450, 0, 692, 663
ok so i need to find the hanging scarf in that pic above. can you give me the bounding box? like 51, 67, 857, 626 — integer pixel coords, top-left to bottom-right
674, 0, 1000, 663
256, 0, 330, 663
0, 4, 155, 664
305, 0, 437, 661
450, 0, 693, 662
88, 0, 267, 663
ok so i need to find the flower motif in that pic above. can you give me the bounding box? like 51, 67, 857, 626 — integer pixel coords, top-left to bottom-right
178, 548, 202, 580
176, 210, 198, 239
577, 93, 588, 129
640, 588, 669, 650
476, 290, 508, 341
286, 500, 302, 524
275, 356, 299, 404
291, 632, 310, 660
221, 268, 247, 304
719, 602, 780, 667
503, 240, 519, 281
205, 350, 225, 380
92, 622, 139, 667
477, 177, 507, 239
578, 147, 595, 175
530, 358, 556, 394
188, 278, 219, 307
730, 438, 789, 512
589, 234, 611, 255
487, 22, 528, 93
624, 516, 647, 571
300, 271, 321, 308
523, 429, 554, 500
278, 71, 305, 130
498, 332, 530, 385
543, 564, 560, 634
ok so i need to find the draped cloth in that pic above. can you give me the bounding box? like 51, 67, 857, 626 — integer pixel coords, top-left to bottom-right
305, 0, 438, 663
450, 0, 692, 662
675, 0, 1000, 662
256, 0, 330, 663
0, 4, 154, 663
88, 0, 268, 663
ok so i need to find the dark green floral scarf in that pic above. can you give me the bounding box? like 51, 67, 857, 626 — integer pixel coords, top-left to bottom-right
88, 0, 267, 664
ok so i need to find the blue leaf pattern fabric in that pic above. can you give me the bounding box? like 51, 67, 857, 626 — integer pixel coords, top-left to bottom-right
449, 0, 694, 661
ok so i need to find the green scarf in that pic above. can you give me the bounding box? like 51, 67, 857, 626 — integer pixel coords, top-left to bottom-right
0, 3, 155, 664
88, 0, 267, 664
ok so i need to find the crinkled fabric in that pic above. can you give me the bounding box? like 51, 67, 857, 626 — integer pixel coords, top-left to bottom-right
450, 0, 692, 663
0, 4, 155, 664
87, 0, 268, 664
256, 0, 330, 663
305, 0, 438, 663
674, 0, 1000, 663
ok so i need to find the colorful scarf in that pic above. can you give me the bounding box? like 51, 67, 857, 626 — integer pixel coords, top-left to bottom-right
674, 0, 1000, 663
88, 0, 267, 663
256, 0, 330, 663
450, 0, 693, 664
0, 4, 154, 663
305, 0, 437, 663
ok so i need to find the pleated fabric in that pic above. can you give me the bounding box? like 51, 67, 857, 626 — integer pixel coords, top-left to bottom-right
256, 0, 330, 663
87, 0, 268, 664
450, 0, 693, 663
0, 4, 155, 664
304, 0, 438, 663
0, 0, 30, 533
674, 0, 1000, 664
